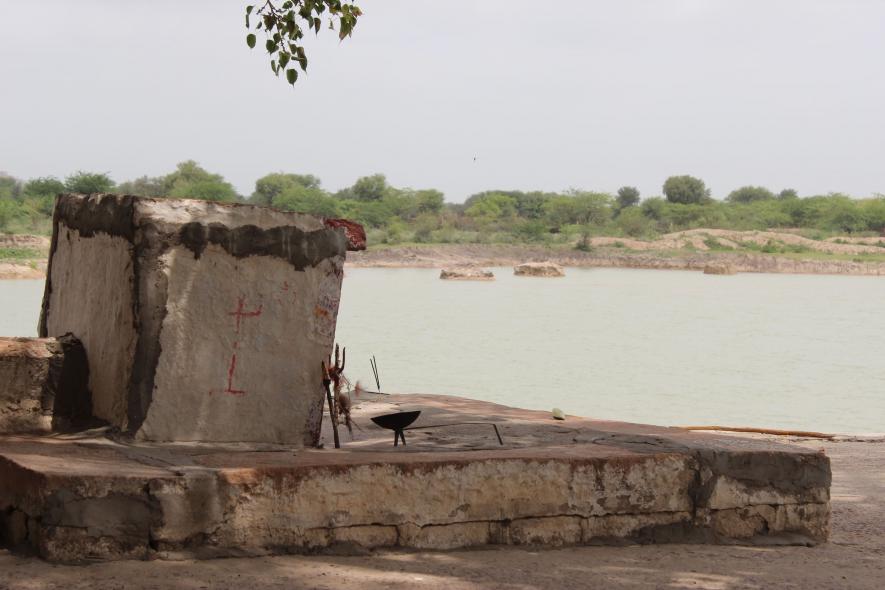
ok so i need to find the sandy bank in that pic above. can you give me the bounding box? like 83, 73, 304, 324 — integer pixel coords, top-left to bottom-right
5, 229, 885, 278
348, 244, 885, 276
0, 262, 46, 280
0, 235, 50, 280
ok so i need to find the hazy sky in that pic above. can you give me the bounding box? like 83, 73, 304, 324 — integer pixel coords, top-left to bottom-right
1, 0, 883, 202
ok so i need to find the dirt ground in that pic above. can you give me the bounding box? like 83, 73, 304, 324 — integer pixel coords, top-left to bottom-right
1, 436, 882, 590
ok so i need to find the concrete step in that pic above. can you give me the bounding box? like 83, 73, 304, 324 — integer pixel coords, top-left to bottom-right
0, 395, 831, 562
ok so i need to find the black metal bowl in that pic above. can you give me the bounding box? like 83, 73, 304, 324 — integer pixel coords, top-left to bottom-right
371, 411, 421, 431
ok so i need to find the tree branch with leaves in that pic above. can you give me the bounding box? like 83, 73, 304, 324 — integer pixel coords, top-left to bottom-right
245, 1, 362, 86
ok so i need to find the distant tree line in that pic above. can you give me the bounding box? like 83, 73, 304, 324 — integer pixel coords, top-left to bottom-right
1, 164, 883, 244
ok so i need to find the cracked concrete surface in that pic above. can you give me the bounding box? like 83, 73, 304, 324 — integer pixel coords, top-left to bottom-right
0, 435, 878, 589
0, 395, 830, 562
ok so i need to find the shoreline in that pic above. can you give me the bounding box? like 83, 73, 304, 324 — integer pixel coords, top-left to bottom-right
3, 246, 885, 279
4, 227, 885, 279
346, 244, 885, 276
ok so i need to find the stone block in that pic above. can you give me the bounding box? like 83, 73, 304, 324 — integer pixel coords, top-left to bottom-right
582, 511, 693, 543
0, 335, 90, 433
710, 503, 829, 543
38, 193, 362, 444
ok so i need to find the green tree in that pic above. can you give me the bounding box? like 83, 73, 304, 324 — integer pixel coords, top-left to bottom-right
542, 192, 612, 230
413, 189, 444, 214
23, 177, 65, 199
465, 193, 517, 221
251, 172, 321, 205
860, 198, 885, 233
640, 197, 667, 221
244, 1, 362, 87
663, 175, 711, 205
615, 206, 653, 237
616, 186, 640, 210
116, 175, 166, 197
726, 186, 775, 203
513, 219, 548, 242
823, 195, 868, 233
778, 188, 799, 200
781, 196, 827, 228
65, 171, 115, 193
272, 184, 339, 216
0, 173, 22, 201
345, 173, 389, 201
0, 199, 23, 230
163, 161, 239, 202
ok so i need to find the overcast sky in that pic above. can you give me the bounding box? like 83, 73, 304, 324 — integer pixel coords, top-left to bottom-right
1, 0, 883, 202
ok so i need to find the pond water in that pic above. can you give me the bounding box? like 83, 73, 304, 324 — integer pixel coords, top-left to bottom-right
4, 268, 884, 433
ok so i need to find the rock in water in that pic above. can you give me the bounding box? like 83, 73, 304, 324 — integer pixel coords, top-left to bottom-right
703, 262, 737, 275
439, 267, 495, 281
514, 262, 566, 277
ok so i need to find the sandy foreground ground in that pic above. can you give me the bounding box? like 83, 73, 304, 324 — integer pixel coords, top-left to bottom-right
1, 436, 882, 590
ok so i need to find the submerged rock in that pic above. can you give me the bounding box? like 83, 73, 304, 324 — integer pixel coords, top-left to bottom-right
439, 267, 495, 281
703, 262, 737, 275
514, 261, 566, 277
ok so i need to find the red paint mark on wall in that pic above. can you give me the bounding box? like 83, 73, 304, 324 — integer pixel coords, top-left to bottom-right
228, 296, 263, 334
224, 352, 246, 396
211, 296, 262, 397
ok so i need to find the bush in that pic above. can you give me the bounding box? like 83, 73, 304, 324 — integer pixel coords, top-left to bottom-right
64, 171, 114, 194
726, 186, 775, 203
663, 175, 711, 204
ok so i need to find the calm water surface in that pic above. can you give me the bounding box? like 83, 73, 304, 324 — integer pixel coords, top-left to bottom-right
3, 269, 883, 433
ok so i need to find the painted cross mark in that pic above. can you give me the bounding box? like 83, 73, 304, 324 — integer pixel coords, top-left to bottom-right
212, 296, 263, 397
229, 296, 263, 334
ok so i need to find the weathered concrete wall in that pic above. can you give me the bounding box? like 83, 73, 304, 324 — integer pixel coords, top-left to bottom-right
0, 336, 90, 433
39, 194, 356, 444
140, 245, 343, 442
43, 227, 136, 425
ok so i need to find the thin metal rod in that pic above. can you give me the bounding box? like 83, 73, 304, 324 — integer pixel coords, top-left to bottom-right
371, 355, 381, 391
369, 358, 379, 391
322, 361, 340, 449
324, 386, 340, 449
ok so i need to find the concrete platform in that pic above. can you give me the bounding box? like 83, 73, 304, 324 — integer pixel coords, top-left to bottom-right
0, 394, 830, 562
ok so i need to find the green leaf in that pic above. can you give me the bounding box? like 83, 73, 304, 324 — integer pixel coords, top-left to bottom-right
246, 33, 256, 48
266, 39, 276, 53
286, 68, 298, 85
246, 5, 254, 14
279, 52, 291, 69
